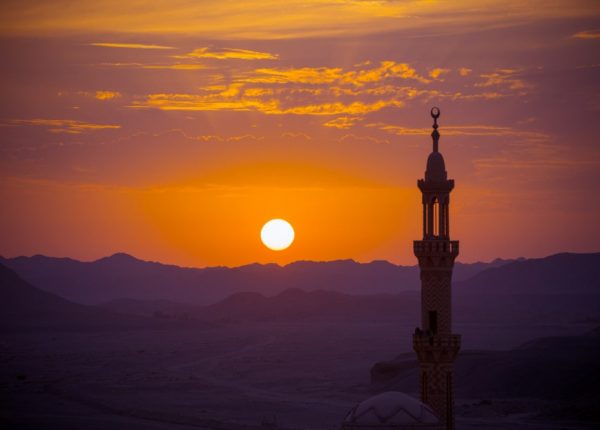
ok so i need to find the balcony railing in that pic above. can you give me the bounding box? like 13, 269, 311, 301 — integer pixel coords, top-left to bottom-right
414, 240, 459, 256
413, 332, 461, 351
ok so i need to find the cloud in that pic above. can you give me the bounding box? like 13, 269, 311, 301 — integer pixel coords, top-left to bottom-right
125, 59, 528, 123
141, 64, 207, 70
572, 29, 600, 39
244, 61, 430, 86
449, 91, 506, 100
130, 92, 402, 116
458, 67, 472, 76
475, 68, 530, 91
277, 100, 402, 116
243, 66, 344, 85
428, 68, 450, 79
323, 116, 362, 129
2, 1, 595, 39
71, 90, 122, 100
101, 62, 207, 70
95, 90, 121, 100
3, 119, 121, 134
369, 123, 549, 140
347, 61, 431, 85
280, 132, 312, 141
191, 133, 264, 143
175, 47, 278, 60
130, 93, 276, 112
338, 134, 390, 145
471, 141, 596, 181
89, 42, 175, 49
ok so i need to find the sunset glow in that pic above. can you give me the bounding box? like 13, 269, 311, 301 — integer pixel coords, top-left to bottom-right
261, 219, 295, 251
0, 1, 599, 267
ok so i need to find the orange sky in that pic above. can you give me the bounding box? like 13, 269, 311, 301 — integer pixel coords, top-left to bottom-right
1, 1, 599, 267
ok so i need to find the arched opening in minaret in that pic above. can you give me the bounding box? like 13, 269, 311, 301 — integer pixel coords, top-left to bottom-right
442, 197, 447, 239
432, 198, 440, 237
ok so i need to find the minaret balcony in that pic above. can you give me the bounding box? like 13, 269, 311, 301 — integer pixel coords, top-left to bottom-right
413, 240, 459, 257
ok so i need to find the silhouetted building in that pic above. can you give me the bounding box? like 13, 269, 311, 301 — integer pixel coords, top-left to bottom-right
413, 107, 460, 429
340, 108, 459, 430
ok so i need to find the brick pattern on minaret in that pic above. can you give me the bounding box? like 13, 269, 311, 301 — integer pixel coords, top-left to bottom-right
413, 107, 461, 430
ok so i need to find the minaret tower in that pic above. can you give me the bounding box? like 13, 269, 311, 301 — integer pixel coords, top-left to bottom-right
413, 107, 461, 430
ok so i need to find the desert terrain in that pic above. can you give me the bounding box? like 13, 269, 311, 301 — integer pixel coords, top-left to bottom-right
2, 254, 599, 429
2, 321, 598, 429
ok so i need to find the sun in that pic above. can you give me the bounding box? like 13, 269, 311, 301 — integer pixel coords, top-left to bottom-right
261, 219, 295, 251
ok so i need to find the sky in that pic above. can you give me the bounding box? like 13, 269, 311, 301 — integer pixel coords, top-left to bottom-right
1, 0, 599, 267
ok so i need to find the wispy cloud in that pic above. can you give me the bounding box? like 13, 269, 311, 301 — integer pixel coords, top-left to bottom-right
243, 61, 430, 86
89, 42, 175, 50
130, 92, 403, 116
458, 67, 473, 76
141, 64, 207, 70
100, 62, 207, 70
369, 123, 549, 140
323, 116, 362, 129
95, 90, 121, 100
2, 1, 596, 39
338, 134, 390, 145
475, 68, 531, 92
130, 93, 276, 112
175, 47, 278, 60
572, 29, 600, 39
277, 100, 403, 116
125, 59, 531, 122
3, 119, 121, 134
428, 68, 450, 79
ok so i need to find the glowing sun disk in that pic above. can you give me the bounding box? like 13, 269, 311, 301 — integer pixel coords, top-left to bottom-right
261, 219, 295, 251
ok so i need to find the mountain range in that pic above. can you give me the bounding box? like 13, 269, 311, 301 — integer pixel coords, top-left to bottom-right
0, 252, 520, 305
0, 263, 191, 332
2, 251, 598, 329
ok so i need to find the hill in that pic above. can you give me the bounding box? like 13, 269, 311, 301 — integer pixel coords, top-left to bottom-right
91, 251, 600, 328
198, 288, 420, 323
458, 252, 600, 294
0, 263, 182, 332
0, 253, 512, 305
371, 328, 600, 422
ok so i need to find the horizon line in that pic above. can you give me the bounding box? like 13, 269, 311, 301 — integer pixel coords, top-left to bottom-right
2, 250, 598, 271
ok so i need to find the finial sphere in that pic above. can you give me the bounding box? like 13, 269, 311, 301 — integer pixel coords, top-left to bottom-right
431, 107, 440, 119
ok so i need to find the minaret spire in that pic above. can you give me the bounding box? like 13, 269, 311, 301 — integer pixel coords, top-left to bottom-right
414, 107, 460, 430
431, 106, 440, 153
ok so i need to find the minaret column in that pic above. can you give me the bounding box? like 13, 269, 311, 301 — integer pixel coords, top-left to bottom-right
413, 107, 461, 430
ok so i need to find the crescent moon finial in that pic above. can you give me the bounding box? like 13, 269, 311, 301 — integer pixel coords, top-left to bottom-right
430, 107, 440, 152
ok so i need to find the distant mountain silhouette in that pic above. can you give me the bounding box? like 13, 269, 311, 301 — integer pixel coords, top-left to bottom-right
5, 252, 598, 329
451, 252, 600, 326
0, 253, 513, 305
98, 288, 420, 322
203, 287, 598, 327
198, 288, 420, 323
97, 297, 196, 317
371, 328, 600, 421
0, 263, 186, 332
458, 252, 600, 294
178, 252, 600, 326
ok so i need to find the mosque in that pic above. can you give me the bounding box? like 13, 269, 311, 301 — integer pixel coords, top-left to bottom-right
340, 108, 461, 430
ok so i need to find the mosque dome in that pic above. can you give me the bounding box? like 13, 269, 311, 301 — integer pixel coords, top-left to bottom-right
340, 391, 443, 430
424, 151, 447, 182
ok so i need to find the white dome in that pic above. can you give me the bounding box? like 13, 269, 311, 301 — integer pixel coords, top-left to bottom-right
341, 391, 442, 429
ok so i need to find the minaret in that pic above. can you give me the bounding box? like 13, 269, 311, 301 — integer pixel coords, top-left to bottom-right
413, 107, 461, 430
